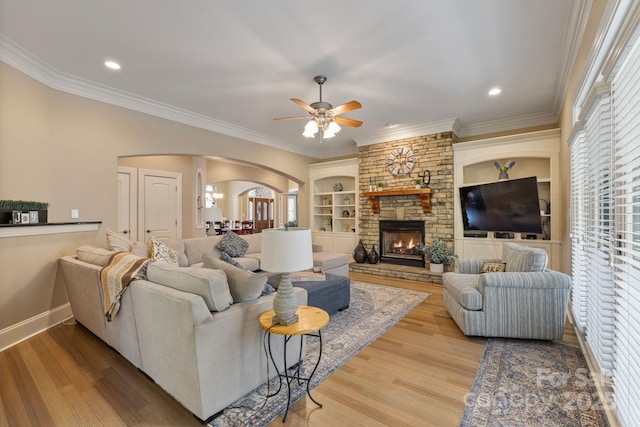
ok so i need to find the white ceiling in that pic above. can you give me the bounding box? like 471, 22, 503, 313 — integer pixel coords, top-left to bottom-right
0, 1, 587, 159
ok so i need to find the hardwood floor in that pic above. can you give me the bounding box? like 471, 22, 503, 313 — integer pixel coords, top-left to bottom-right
0, 273, 578, 426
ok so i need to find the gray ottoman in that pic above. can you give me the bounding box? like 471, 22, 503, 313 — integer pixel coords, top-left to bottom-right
267, 273, 351, 314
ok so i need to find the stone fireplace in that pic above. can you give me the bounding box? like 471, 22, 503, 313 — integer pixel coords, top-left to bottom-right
350, 131, 456, 283
379, 220, 424, 267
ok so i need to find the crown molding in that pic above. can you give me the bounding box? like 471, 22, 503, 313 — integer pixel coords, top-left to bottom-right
550, 0, 593, 118
456, 111, 558, 137
0, 35, 330, 158
354, 118, 459, 146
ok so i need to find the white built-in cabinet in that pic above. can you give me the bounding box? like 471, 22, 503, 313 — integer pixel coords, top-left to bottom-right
308, 159, 358, 255
453, 129, 561, 270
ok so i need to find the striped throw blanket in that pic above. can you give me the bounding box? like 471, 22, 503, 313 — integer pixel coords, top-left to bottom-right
100, 252, 148, 321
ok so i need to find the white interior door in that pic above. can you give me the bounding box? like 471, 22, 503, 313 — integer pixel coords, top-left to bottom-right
117, 166, 137, 239
139, 169, 182, 243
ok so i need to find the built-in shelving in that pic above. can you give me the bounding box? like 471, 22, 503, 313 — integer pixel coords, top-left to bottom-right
309, 159, 358, 254
453, 129, 561, 269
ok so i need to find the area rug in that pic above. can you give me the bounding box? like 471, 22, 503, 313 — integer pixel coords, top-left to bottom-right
209, 281, 430, 426
461, 338, 610, 427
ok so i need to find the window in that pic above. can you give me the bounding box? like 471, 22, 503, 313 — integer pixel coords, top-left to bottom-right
570, 15, 640, 426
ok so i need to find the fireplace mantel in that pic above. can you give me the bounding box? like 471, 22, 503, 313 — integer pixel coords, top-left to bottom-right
363, 188, 432, 214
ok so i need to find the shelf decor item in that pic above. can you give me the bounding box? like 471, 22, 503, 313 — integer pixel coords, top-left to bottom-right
333, 182, 343, 192
415, 238, 457, 273
494, 161, 516, 180
0, 200, 49, 224
367, 245, 379, 264
352, 239, 368, 263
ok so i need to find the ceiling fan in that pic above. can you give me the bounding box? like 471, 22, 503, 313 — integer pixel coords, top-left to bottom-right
274, 75, 363, 139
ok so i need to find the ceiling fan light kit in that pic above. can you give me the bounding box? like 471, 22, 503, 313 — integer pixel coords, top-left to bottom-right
275, 75, 363, 141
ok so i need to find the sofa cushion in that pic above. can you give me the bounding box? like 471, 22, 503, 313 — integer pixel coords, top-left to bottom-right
76, 245, 116, 267
233, 256, 260, 271
312, 252, 349, 271
183, 236, 221, 266
146, 260, 233, 312
502, 243, 548, 272
216, 231, 249, 257
442, 273, 483, 311
202, 253, 267, 302
242, 233, 262, 254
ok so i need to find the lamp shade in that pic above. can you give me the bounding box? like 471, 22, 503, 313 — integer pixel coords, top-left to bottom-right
260, 228, 313, 273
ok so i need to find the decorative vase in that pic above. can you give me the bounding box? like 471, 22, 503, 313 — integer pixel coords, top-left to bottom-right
352, 239, 368, 263
429, 262, 444, 273
499, 172, 509, 180
367, 245, 379, 264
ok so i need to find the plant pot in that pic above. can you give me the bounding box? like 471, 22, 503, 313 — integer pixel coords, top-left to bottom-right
415, 185, 421, 189
498, 172, 509, 180
429, 262, 444, 273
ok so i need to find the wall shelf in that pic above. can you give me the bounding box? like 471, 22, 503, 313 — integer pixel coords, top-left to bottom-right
363, 188, 432, 214
0, 221, 102, 238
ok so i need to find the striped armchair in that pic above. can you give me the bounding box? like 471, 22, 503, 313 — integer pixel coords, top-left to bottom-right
442, 242, 572, 340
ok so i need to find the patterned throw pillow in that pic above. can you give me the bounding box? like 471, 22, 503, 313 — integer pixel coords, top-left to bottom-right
150, 238, 179, 265
220, 251, 244, 269
480, 262, 507, 273
216, 231, 249, 257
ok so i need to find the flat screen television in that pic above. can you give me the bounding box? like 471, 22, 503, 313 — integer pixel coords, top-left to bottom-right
459, 176, 542, 234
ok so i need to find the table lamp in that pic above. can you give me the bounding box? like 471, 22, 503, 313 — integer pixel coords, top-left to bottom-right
261, 227, 313, 325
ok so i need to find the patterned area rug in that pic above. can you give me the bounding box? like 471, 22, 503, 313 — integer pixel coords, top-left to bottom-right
209, 281, 430, 426
461, 338, 610, 427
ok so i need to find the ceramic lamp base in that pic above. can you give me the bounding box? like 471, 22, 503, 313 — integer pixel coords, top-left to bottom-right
272, 272, 299, 325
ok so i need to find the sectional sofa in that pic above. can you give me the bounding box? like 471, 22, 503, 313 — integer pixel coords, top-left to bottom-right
58, 231, 349, 421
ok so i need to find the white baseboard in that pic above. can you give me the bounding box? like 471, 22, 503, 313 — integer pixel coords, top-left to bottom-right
0, 303, 72, 352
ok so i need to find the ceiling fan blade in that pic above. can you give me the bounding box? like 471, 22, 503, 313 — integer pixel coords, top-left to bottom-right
273, 116, 308, 121
328, 100, 362, 116
291, 98, 317, 114
334, 116, 363, 128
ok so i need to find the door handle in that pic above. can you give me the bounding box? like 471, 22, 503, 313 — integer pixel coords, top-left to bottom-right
146, 229, 151, 233
122, 230, 128, 234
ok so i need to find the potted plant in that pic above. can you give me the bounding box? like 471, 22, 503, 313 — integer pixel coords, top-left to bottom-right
413, 178, 422, 189
415, 238, 457, 273
376, 181, 385, 191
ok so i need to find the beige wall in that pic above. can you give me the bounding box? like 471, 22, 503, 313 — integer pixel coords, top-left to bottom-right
0, 61, 316, 332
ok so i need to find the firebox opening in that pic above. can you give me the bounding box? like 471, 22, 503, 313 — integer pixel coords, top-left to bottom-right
379, 220, 425, 267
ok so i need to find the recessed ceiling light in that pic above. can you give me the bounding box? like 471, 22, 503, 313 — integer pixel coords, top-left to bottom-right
488, 87, 501, 96
104, 60, 121, 70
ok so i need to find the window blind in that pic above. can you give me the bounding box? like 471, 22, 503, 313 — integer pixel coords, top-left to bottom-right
570, 131, 588, 331
581, 92, 616, 376
611, 29, 640, 427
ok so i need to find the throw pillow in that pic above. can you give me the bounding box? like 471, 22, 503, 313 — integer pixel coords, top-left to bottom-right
261, 283, 276, 296
480, 262, 507, 273
150, 238, 179, 265
216, 231, 249, 257
106, 229, 132, 252
146, 260, 233, 312
131, 241, 150, 258
220, 251, 244, 269
76, 245, 117, 267
202, 252, 267, 302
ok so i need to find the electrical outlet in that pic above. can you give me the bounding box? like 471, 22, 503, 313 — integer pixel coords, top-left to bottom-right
71, 209, 79, 219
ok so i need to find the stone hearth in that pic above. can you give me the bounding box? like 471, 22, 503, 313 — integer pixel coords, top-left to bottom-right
354, 132, 456, 283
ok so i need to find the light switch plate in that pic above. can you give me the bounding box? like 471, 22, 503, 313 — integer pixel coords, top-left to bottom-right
71, 209, 79, 219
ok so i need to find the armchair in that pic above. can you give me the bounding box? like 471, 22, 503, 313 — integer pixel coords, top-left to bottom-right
442, 242, 571, 340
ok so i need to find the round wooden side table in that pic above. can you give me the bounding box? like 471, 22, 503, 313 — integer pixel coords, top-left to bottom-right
259, 305, 330, 422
